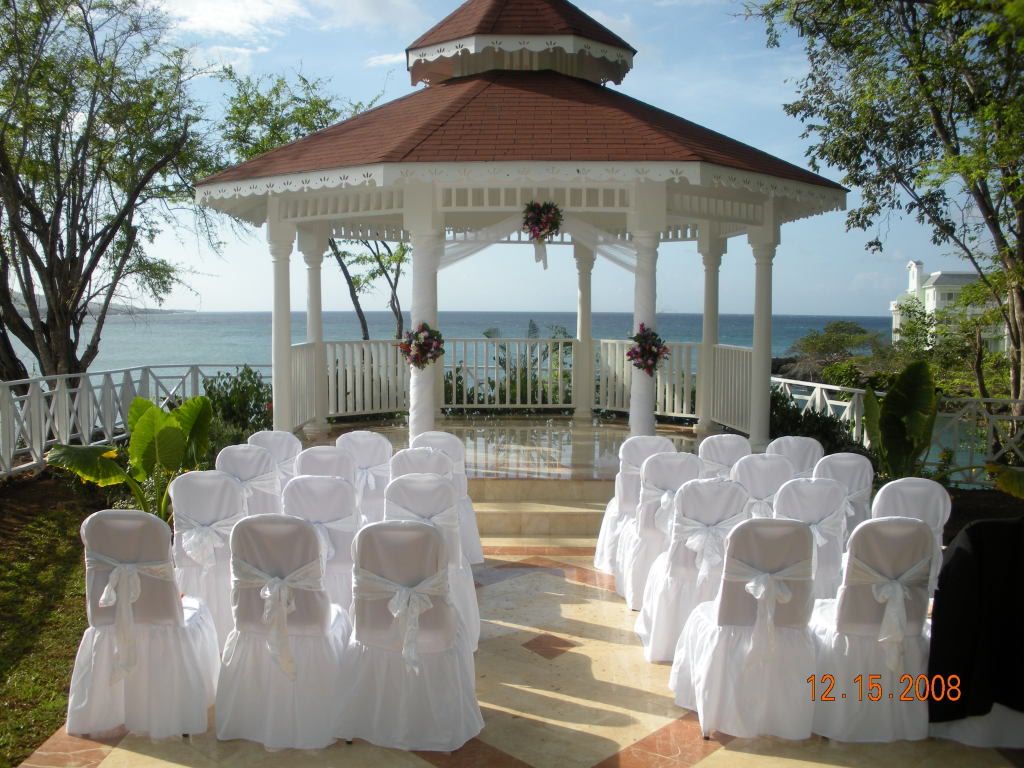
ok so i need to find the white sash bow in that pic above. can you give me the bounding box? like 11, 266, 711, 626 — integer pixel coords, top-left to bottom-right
239, 470, 281, 513
86, 552, 176, 681
723, 557, 813, 659
352, 566, 450, 672
311, 515, 360, 563
640, 487, 675, 534
808, 507, 847, 549
228, 556, 324, 678
354, 462, 389, 500
176, 511, 245, 571
701, 459, 732, 478
843, 486, 872, 519
276, 456, 297, 479
743, 492, 778, 519
672, 512, 749, 583
845, 554, 931, 670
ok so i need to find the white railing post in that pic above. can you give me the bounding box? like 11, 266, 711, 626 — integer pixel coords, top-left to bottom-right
0, 384, 13, 474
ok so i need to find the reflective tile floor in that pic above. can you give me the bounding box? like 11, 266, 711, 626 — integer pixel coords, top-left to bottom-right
21, 539, 1024, 768
313, 416, 697, 481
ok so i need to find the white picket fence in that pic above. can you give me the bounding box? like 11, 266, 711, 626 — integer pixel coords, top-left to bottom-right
0, 364, 271, 478
712, 345, 753, 432
595, 340, 700, 417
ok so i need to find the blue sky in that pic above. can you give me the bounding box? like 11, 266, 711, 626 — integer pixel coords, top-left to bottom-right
153, 0, 969, 317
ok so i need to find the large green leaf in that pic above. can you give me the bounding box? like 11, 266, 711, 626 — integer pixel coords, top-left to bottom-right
880, 361, 936, 476
172, 396, 212, 462
989, 464, 1024, 499
129, 406, 186, 475
863, 387, 883, 459
127, 397, 156, 433
46, 444, 129, 487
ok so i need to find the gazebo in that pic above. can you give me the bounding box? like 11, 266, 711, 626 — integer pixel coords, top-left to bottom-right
195, 0, 846, 450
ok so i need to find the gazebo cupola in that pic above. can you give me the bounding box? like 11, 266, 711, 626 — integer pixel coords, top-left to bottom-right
406, 0, 636, 86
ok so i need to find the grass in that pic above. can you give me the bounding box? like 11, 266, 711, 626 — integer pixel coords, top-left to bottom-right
0, 472, 101, 768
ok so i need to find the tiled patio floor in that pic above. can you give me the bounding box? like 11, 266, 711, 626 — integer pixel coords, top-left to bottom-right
20, 539, 1024, 768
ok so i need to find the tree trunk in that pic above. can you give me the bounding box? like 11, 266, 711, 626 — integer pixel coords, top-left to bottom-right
390, 294, 403, 340
329, 240, 370, 341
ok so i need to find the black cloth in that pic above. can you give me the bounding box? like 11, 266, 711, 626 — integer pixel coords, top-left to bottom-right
928, 515, 1024, 722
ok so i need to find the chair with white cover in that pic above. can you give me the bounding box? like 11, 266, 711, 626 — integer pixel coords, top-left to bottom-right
766, 436, 824, 478
410, 431, 484, 565
698, 434, 751, 478
810, 517, 934, 741
636, 478, 749, 662
215, 514, 351, 749
391, 446, 454, 480
67, 510, 219, 738
813, 452, 874, 541
730, 453, 794, 518
594, 435, 676, 574
294, 445, 357, 482
617, 452, 704, 609
337, 521, 484, 751
248, 429, 303, 486
170, 470, 245, 646
773, 478, 848, 599
670, 518, 816, 739
215, 444, 282, 516
872, 477, 950, 591
337, 430, 392, 525
282, 475, 360, 610
385, 473, 480, 651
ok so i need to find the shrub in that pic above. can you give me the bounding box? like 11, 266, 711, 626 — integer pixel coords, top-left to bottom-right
204, 365, 273, 433
770, 387, 870, 458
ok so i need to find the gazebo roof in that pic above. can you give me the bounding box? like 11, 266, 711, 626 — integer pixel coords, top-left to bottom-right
409, 0, 635, 55
200, 69, 844, 192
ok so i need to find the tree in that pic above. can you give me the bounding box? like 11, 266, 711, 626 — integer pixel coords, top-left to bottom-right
751, 1, 1024, 403
218, 69, 408, 339
789, 320, 882, 365
0, 0, 218, 381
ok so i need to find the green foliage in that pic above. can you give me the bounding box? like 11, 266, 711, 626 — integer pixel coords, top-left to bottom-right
203, 365, 273, 434
863, 362, 938, 479
789, 321, 882, 365
769, 388, 868, 457
46, 396, 212, 520
820, 360, 865, 390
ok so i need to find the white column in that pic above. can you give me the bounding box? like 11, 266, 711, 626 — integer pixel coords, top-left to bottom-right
409, 230, 442, 438
267, 210, 296, 432
749, 236, 778, 450
573, 243, 596, 422
298, 223, 329, 436
629, 232, 659, 436
696, 227, 726, 436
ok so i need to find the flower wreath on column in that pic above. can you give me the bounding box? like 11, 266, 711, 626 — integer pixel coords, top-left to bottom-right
399, 323, 445, 369
627, 323, 670, 377
522, 201, 563, 270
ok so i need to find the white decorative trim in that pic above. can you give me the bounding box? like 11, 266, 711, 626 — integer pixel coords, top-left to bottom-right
407, 34, 634, 68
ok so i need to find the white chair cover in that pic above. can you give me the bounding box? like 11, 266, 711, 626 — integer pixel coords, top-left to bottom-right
670, 518, 816, 739
294, 445, 357, 482
385, 473, 481, 651
282, 475, 360, 611
337, 521, 484, 751
391, 446, 454, 479
813, 452, 874, 541
766, 436, 824, 478
773, 478, 848, 598
730, 453, 794, 518
698, 434, 752, 478
215, 444, 282, 516
594, 435, 675, 574
617, 452, 703, 608
67, 510, 219, 739
337, 430, 393, 525
872, 477, 951, 592
215, 515, 351, 750
170, 470, 246, 646
248, 429, 303, 486
810, 517, 934, 742
410, 431, 484, 565
635, 478, 749, 662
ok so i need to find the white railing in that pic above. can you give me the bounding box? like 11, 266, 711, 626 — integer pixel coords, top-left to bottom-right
291, 343, 317, 429
712, 345, 753, 432
445, 338, 576, 409
596, 340, 700, 418
771, 376, 867, 442
0, 364, 270, 478
326, 340, 409, 417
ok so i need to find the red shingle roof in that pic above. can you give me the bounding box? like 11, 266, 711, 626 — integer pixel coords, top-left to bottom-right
409, 0, 635, 54
199, 70, 843, 191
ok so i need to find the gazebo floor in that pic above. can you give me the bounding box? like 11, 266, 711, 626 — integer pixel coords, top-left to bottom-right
21, 539, 1020, 768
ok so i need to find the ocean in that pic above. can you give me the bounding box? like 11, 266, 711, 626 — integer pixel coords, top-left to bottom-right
12, 311, 893, 376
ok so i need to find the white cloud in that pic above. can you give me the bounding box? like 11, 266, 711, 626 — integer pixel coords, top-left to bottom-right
162, 0, 426, 40
364, 52, 406, 68
197, 45, 270, 73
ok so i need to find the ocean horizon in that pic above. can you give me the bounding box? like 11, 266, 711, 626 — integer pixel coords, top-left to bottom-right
10, 310, 892, 378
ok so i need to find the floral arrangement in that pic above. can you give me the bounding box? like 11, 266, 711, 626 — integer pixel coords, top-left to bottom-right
626, 323, 670, 377
522, 200, 563, 241
398, 322, 445, 369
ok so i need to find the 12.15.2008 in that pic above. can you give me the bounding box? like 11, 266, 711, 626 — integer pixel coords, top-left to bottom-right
807, 674, 961, 702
